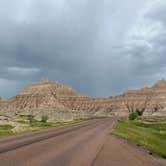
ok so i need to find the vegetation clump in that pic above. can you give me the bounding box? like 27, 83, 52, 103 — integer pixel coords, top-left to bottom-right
128, 112, 138, 120
136, 110, 143, 116
41, 115, 48, 123
27, 115, 35, 124
0, 124, 14, 137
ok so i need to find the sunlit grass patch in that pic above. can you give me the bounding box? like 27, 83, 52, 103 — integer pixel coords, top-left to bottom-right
0, 124, 14, 137
112, 119, 166, 158
0, 115, 89, 138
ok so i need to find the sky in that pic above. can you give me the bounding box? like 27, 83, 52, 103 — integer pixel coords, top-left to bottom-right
0, 0, 166, 99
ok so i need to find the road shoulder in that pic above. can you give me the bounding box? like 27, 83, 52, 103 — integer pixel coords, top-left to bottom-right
92, 134, 166, 166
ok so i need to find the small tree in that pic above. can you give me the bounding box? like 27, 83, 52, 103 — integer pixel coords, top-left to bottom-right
41, 115, 48, 123
129, 112, 138, 120
136, 109, 143, 116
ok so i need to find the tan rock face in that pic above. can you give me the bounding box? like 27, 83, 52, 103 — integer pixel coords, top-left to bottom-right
0, 81, 82, 120
59, 80, 166, 116
0, 79, 166, 119
116, 80, 166, 116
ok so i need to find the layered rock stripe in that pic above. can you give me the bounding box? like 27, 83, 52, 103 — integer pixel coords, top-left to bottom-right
0, 79, 166, 119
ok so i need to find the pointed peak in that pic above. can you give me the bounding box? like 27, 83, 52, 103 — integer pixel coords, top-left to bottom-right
153, 79, 166, 88
40, 77, 49, 83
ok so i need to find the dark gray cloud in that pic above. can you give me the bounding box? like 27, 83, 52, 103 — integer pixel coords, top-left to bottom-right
0, 0, 166, 99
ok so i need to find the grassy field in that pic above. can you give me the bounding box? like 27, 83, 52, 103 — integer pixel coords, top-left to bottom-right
112, 117, 166, 158
0, 115, 88, 138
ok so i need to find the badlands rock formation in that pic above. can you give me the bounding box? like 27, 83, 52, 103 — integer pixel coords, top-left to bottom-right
59, 79, 166, 116
0, 79, 166, 120
120, 80, 166, 116
0, 79, 86, 120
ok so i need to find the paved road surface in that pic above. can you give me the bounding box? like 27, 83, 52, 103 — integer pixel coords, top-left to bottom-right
0, 118, 165, 166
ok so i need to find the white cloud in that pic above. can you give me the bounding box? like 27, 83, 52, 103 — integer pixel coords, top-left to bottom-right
6, 66, 40, 75
0, 0, 166, 98
123, 0, 166, 60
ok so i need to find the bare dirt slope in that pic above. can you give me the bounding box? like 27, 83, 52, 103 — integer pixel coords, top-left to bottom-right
0, 118, 165, 166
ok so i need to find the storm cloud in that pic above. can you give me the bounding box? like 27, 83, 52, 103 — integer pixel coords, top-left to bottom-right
0, 0, 166, 98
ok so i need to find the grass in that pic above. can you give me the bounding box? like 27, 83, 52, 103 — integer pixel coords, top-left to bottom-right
29, 119, 85, 131
138, 116, 166, 123
112, 119, 166, 158
0, 124, 14, 137
0, 115, 89, 138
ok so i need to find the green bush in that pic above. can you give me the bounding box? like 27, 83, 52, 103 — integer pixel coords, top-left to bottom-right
136, 110, 143, 116
129, 112, 138, 120
41, 115, 48, 123
27, 115, 35, 124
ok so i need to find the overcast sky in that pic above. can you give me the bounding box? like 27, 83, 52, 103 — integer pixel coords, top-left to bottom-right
0, 0, 166, 99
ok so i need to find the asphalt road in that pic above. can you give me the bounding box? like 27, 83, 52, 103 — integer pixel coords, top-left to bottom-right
0, 118, 165, 166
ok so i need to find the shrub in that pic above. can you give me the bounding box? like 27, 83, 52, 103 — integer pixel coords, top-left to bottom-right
27, 115, 35, 124
136, 109, 143, 116
129, 112, 138, 120
41, 115, 48, 123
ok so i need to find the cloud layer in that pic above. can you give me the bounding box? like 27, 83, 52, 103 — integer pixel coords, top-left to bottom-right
0, 0, 166, 98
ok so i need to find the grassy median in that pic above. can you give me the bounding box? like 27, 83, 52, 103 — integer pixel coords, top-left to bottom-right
112, 119, 166, 158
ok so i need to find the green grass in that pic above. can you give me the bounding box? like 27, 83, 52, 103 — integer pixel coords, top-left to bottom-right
29, 118, 86, 130
112, 119, 166, 158
138, 116, 166, 123
0, 124, 14, 137
0, 117, 88, 138
0, 124, 14, 130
